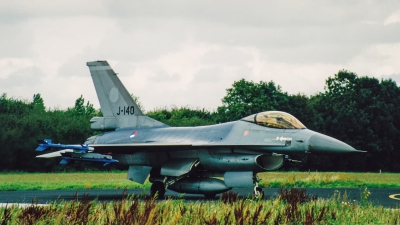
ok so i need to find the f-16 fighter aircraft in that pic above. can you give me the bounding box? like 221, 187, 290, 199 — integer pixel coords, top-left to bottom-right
36, 61, 362, 199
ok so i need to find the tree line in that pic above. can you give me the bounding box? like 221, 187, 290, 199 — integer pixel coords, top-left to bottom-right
1, 70, 399, 172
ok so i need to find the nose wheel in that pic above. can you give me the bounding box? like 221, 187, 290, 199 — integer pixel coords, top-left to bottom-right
150, 181, 165, 199
253, 186, 264, 199
253, 174, 264, 199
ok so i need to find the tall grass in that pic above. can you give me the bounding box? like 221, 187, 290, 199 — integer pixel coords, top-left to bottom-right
1, 188, 399, 224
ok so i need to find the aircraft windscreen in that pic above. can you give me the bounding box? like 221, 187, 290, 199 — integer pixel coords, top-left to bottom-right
241, 111, 306, 129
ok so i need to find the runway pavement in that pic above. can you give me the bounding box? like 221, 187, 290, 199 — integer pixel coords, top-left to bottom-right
1, 188, 399, 208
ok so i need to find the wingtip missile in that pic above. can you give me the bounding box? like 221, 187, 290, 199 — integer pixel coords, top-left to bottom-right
36, 139, 93, 153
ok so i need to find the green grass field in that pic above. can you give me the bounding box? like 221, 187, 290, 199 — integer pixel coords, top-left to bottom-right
1, 171, 399, 191
0, 171, 149, 191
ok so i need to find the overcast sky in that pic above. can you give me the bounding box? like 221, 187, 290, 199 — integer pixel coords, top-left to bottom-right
1, 1, 400, 112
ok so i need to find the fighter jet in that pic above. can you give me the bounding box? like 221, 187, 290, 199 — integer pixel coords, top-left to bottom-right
36, 61, 362, 199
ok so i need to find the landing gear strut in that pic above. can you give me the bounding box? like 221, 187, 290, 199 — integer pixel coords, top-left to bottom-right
253, 174, 264, 199
150, 181, 165, 199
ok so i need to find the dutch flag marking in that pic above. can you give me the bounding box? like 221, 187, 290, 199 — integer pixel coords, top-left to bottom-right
130, 131, 138, 138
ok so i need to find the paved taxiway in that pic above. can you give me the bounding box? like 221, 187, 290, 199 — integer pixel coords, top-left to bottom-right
1, 188, 399, 208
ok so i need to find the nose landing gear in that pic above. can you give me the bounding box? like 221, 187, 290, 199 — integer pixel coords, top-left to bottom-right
253, 174, 264, 199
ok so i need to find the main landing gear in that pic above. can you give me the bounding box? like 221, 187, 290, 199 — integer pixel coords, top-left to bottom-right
150, 181, 165, 199
150, 173, 190, 199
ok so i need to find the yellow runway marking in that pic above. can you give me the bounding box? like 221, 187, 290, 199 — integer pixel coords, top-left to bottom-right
389, 194, 400, 200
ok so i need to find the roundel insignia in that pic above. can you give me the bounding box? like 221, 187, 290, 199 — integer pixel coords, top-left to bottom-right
109, 87, 119, 103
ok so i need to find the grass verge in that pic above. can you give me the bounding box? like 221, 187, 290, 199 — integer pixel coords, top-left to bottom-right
1, 171, 399, 191
258, 172, 400, 188
0, 171, 151, 191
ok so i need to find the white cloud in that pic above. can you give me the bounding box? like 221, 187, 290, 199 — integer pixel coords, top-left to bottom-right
347, 43, 400, 77
0, 1, 399, 112
384, 10, 400, 26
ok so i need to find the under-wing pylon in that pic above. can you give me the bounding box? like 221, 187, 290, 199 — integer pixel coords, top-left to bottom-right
36, 61, 363, 199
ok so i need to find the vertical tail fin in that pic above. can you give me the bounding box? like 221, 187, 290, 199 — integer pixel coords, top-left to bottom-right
87, 61, 143, 117
87, 61, 167, 130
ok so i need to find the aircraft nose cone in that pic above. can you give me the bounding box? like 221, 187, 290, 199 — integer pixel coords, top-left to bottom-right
308, 133, 357, 154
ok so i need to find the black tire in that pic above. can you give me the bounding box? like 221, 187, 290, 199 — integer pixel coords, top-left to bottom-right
204, 193, 216, 199
150, 181, 165, 199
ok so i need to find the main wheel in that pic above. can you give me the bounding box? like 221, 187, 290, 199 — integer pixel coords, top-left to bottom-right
150, 181, 165, 199
253, 187, 264, 200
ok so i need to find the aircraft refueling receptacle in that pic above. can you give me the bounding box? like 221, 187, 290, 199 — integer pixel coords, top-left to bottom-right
36, 61, 364, 199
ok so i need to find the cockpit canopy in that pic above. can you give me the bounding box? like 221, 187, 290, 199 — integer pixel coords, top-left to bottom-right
241, 111, 306, 129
